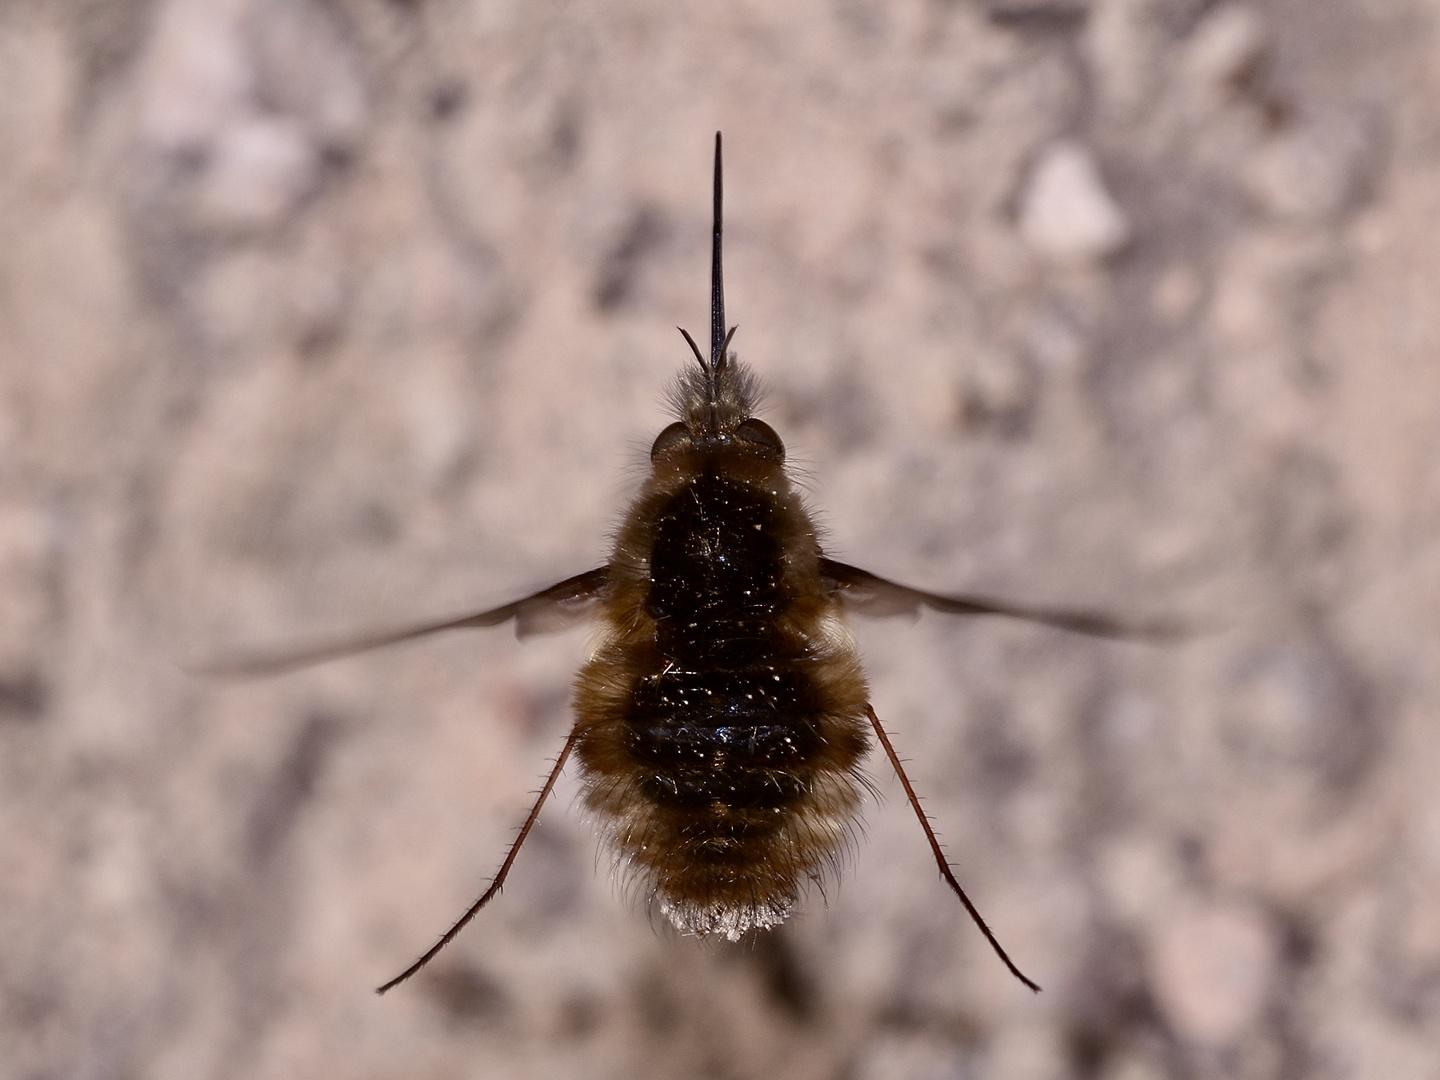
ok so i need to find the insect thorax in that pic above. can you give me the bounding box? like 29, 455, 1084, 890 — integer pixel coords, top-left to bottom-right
573, 438, 872, 940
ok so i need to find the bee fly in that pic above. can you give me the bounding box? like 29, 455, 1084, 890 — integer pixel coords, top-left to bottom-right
209, 133, 1182, 995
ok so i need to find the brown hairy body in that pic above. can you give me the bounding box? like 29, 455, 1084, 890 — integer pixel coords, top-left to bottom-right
576, 365, 869, 940
204, 134, 1184, 995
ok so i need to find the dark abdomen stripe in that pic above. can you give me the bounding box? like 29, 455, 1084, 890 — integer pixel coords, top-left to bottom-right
625, 665, 823, 812
631, 470, 827, 817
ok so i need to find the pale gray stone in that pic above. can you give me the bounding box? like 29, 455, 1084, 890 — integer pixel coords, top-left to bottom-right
1018, 140, 1131, 262
1148, 901, 1278, 1047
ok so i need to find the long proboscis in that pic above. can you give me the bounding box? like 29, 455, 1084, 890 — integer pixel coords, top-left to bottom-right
710, 130, 726, 372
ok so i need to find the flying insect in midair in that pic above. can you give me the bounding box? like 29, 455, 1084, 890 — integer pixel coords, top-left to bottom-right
208, 133, 1183, 995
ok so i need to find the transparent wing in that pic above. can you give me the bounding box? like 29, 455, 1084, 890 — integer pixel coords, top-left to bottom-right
193, 567, 609, 677
819, 558, 1190, 642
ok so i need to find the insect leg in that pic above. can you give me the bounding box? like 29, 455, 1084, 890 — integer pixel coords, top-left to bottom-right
865, 704, 1041, 993
376, 728, 580, 994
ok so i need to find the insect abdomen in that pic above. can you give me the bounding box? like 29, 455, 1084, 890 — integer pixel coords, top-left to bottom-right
575, 466, 872, 938
625, 668, 820, 809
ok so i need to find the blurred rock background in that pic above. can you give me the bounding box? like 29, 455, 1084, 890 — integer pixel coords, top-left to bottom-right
2, 1, 1439, 1077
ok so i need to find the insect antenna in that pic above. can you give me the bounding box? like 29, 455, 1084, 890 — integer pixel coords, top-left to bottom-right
375, 730, 580, 994
865, 705, 1042, 993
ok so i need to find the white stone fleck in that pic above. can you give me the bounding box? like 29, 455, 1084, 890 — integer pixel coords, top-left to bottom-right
196, 116, 317, 229
1018, 140, 1131, 263
1148, 901, 1278, 1047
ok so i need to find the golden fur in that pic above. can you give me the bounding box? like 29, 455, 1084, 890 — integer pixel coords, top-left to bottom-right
571, 359, 872, 938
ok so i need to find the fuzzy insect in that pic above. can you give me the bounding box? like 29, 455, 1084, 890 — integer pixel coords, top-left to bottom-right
209, 134, 1181, 995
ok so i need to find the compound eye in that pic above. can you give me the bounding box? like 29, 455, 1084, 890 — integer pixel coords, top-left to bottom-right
735, 417, 785, 460
650, 421, 690, 460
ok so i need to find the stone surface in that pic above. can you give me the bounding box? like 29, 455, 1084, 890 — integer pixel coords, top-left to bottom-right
1147, 901, 1279, 1048
3, 1, 1440, 1077
1184, 4, 1268, 97
1018, 140, 1132, 263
